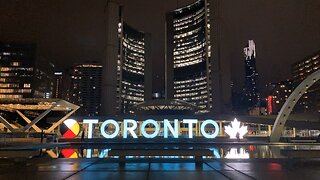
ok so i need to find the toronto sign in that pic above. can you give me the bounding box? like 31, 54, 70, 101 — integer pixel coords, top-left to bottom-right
68, 118, 248, 139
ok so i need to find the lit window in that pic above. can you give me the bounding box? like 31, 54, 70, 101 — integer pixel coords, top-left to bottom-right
11, 62, 20, 66
24, 84, 31, 88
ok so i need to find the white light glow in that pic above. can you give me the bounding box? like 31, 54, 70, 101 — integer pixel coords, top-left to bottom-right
183, 119, 198, 138
224, 118, 248, 139
83, 119, 99, 139
140, 119, 160, 138
163, 119, 179, 138
225, 148, 249, 159
64, 119, 77, 129
100, 119, 120, 138
123, 119, 138, 138
244, 40, 256, 60
200, 120, 219, 138
86, 149, 92, 158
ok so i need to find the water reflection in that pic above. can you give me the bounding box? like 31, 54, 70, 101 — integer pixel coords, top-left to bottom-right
40, 144, 320, 159
60, 149, 79, 158
225, 148, 249, 159
2, 144, 319, 159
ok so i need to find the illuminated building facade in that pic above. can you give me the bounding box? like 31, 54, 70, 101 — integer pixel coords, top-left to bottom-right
116, 22, 151, 114
69, 63, 102, 116
103, 4, 151, 115
243, 40, 259, 108
292, 50, 320, 112
166, 0, 213, 114
103, 0, 229, 116
0, 43, 54, 99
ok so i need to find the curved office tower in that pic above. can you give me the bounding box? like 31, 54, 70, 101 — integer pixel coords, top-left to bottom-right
117, 22, 150, 114
103, 3, 151, 115
166, 0, 212, 114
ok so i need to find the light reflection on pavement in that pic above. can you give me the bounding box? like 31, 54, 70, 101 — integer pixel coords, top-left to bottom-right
0, 144, 320, 179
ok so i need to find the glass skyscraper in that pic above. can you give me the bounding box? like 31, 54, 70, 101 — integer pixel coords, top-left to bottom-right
103, 4, 152, 115
166, 0, 213, 114
116, 23, 149, 114
103, 0, 230, 116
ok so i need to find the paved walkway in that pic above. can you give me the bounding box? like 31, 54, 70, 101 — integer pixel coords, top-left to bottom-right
0, 158, 320, 180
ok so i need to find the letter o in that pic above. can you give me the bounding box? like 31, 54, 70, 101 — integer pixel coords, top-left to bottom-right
200, 120, 220, 138
140, 119, 160, 138
100, 119, 120, 138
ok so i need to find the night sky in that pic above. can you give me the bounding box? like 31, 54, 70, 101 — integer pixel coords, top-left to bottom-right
1, 0, 320, 93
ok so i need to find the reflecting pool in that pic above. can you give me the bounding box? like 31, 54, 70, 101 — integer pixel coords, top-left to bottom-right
36, 144, 320, 159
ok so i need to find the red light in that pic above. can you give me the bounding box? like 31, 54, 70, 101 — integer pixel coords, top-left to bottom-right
61, 149, 77, 158
268, 163, 282, 171
267, 96, 273, 114
249, 145, 255, 151
63, 129, 77, 139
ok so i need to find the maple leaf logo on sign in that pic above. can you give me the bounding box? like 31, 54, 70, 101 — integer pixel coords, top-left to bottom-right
224, 118, 248, 139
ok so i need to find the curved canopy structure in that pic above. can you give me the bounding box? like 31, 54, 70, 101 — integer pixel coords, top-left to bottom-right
270, 69, 320, 142
0, 98, 79, 133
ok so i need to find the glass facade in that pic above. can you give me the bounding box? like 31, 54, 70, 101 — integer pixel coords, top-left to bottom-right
0, 43, 53, 99
117, 23, 147, 114
167, 0, 212, 114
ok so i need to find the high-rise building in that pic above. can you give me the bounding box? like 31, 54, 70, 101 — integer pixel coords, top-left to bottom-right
243, 40, 259, 108
103, 4, 152, 115
53, 70, 70, 100
53, 71, 63, 99
116, 23, 151, 114
266, 80, 294, 115
102, 0, 229, 116
0, 43, 54, 99
292, 50, 320, 112
69, 63, 102, 116
165, 0, 230, 115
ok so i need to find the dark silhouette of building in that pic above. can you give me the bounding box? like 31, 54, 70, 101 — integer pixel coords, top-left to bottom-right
69, 63, 102, 116
243, 40, 259, 108
266, 80, 294, 115
53, 71, 63, 99
53, 70, 71, 100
